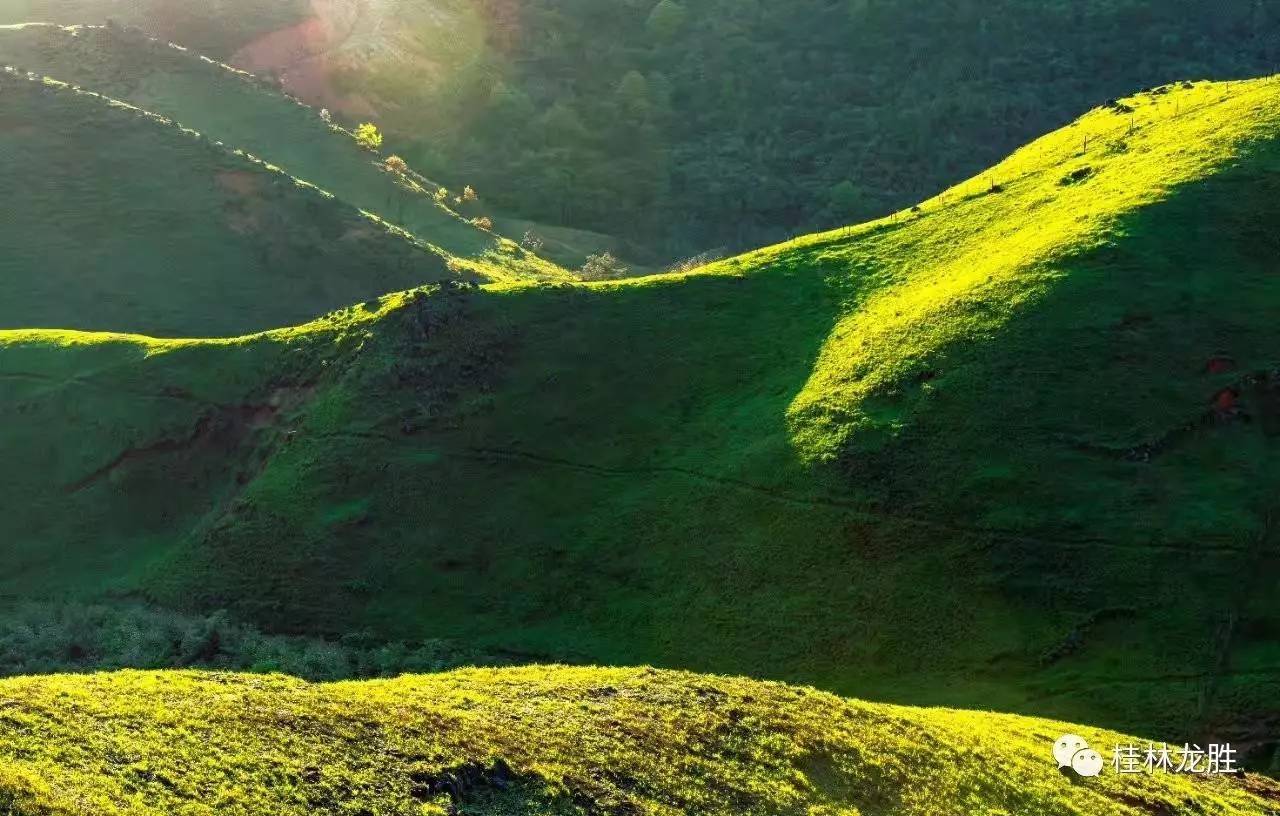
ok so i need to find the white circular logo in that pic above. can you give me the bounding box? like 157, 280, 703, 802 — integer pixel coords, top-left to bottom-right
1054, 734, 1104, 777
1071, 747, 1105, 778
1053, 734, 1089, 768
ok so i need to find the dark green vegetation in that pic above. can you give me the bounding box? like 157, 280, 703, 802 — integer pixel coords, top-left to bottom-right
8, 2, 1280, 260
0, 666, 1276, 814
0, 601, 511, 679
0, 68, 468, 336
4, 75, 1280, 770
0, 23, 573, 283
320, 0, 1280, 256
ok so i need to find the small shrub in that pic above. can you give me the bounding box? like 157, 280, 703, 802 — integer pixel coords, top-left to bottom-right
353, 122, 383, 151
520, 230, 545, 251
1059, 166, 1094, 185
579, 251, 630, 281
470, 216, 494, 231
664, 248, 725, 275
0, 601, 505, 681
384, 155, 409, 174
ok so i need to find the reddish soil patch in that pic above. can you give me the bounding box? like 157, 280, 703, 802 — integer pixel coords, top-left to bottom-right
0, 112, 40, 138
1240, 770, 1280, 802
1213, 388, 1240, 414
217, 170, 267, 235
1206, 355, 1237, 375
340, 224, 381, 243
66, 385, 316, 494
229, 0, 376, 117
216, 170, 263, 197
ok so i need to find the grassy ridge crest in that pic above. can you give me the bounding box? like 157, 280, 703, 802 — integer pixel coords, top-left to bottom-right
0, 666, 1275, 815
0, 67, 476, 336
0, 23, 574, 282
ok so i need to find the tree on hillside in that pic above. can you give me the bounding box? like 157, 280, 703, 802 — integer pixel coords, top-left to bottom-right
354, 123, 384, 151
617, 71, 653, 123
541, 101, 588, 143
382, 156, 417, 222
579, 251, 630, 281
827, 180, 864, 218
646, 0, 687, 41
420, 0, 1280, 260
488, 82, 536, 129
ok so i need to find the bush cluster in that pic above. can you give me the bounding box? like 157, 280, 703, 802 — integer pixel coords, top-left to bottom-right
0, 602, 504, 680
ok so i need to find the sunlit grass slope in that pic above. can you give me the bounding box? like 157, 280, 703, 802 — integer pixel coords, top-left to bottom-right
0, 23, 570, 282
0, 666, 1275, 815
4, 77, 1280, 752
0, 68, 472, 336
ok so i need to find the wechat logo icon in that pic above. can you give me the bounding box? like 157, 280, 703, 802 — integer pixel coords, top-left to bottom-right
1054, 734, 1104, 778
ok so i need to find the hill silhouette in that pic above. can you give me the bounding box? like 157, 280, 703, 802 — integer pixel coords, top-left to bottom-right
0, 666, 1275, 815
0, 68, 469, 336
4, 76, 1280, 757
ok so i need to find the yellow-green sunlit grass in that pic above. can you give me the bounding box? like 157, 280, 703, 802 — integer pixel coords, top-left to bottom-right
0, 666, 1274, 815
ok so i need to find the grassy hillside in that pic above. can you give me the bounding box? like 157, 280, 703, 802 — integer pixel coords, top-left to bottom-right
0, 68, 473, 336
0, 666, 1274, 815
0, 23, 572, 281
4, 77, 1280, 754
7, 2, 1277, 260
0, 0, 309, 57
229, 0, 486, 119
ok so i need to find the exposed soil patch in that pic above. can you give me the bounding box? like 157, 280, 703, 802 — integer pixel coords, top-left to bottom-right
1067, 369, 1280, 462
405, 758, 523, 805
217, 170, 269, 234
1239, 767, 1280, 800
216, 170, 263, 198
0, 114, 39, 138
66, 406, 268, 493
66, 385, 314, 493
229, 0, 377, 116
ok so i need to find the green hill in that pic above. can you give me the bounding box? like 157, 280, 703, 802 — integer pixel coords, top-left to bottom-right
6, 3, 1276, 263
0, 23, 572, 281
4, 76, 1280, 754
0, 666, 1274, 815
0, 0, 309, 58
0, 68, 473, 336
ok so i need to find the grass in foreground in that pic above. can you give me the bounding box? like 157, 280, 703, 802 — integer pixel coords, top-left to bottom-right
0, 666, 1275, 815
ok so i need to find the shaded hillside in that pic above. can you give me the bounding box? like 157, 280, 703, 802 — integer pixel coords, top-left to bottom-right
0, 69, 471, 336
0, 23, 573, 280
214, 0, 1280, 258
0, 666, 1275, 815
9, 2, 1279, 260
0, 0, 308, 57
3, 78, 1280, 752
